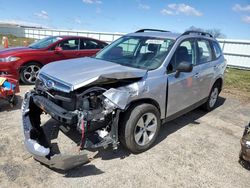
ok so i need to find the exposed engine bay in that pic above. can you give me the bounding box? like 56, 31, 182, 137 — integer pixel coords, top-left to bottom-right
21, 76, 143, 170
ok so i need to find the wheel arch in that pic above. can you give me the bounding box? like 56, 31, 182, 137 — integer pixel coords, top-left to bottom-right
213, 77, 223, 93
123, 98, 161, 117
19, 60, 43, 72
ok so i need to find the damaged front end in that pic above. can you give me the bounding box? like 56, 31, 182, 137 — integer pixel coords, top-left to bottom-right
22, 91, 90, 170
21, 80, 137, 170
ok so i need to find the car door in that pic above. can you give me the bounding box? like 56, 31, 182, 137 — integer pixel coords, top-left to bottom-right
195, 39, 216, 101
56, 38, 80, 59
78, 39, 103, 57
43, 48, 64, 64
166, 39, 201, 117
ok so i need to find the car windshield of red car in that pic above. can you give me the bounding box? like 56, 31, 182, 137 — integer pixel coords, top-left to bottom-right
29, 36, 63, 49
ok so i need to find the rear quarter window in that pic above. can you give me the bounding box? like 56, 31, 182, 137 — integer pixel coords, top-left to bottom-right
197, 39, 213, 64
80, 39, 105, 50
212, 41, 223, 59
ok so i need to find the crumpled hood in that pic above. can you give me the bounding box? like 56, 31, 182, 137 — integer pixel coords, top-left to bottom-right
39, 57, 147, 91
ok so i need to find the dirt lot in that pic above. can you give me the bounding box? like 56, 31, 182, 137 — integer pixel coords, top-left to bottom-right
0, 85, 249, 188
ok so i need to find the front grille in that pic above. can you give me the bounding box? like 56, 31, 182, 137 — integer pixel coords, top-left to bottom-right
38, 73, 72, 93
36, 78, 77, 111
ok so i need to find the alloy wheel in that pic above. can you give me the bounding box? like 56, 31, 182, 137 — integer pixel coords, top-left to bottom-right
134, 112, 158, 146
209, 87, 218, 108
23, 65, 40, 83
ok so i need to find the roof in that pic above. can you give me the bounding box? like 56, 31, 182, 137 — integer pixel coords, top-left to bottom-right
126, 29, 217, 41
43, 35, 107, 43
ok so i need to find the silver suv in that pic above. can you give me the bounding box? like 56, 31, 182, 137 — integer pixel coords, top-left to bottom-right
22, 29, 226, 169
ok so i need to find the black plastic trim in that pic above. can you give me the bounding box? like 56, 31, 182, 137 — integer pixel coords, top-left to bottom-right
32, 95, 78, 125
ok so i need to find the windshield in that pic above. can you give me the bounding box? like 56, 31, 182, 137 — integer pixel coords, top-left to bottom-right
29, 36, 63, 49
95, 36, 174, 70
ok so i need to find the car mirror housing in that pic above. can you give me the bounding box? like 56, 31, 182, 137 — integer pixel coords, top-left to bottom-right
55, 46, 63, 53
175, 61, 193, 78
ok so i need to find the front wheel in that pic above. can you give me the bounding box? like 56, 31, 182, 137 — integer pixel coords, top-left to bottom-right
119, 103, 161, 153
20, 62, 42, 85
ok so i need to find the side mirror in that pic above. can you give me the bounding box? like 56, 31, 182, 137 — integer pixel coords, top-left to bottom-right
54, 46, 63, 53
175, 61, 193, 78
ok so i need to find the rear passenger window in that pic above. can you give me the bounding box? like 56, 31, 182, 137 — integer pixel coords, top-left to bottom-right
212, 41, 222, 59
197, 40, 213, 64
80, 39, 102, 49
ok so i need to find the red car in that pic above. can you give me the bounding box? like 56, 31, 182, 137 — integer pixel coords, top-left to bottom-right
0, 36, 108, 84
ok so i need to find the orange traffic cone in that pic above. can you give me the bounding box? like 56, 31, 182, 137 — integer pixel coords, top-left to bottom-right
23, 40, 28, 46
2, 36, 9, 48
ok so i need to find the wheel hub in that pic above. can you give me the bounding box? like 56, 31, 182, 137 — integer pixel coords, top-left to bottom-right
134, 112, 157, 146
209, 87, 218, 108
23, 65, 40, 83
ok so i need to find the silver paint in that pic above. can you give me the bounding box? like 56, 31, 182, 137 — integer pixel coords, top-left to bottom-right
36, 33, 226, 120
21, 92, 50, 157
39, 57, 147, 92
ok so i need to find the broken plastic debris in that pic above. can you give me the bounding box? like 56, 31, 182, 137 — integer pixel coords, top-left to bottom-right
34, 151, 90, 171
24, 139, 50, 157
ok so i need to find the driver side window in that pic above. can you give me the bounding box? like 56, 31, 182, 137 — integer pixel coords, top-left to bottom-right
167, 40, 196, 74
57, 39, 79, 51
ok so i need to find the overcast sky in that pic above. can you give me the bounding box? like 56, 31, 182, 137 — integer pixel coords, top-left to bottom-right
0, 0, 249, 39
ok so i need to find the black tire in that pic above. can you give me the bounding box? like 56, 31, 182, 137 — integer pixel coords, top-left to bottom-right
20, 62, 42, 85
11, 95, 18, 106
7, 95, 18, 107
202, 83, 220, 111
119, 103, 161, 153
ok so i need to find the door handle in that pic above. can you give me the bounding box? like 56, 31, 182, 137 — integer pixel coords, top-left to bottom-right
194, 73, 200, 78
214, 65, 219, 69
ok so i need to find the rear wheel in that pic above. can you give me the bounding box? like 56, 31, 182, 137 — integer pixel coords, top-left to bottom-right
20, 62, 41, 85
119, 103, 161, 153
202, 83, 220, 111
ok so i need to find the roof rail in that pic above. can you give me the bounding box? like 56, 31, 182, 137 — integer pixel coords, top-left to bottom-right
135, 29, 170, 33
182, 30, 213, 38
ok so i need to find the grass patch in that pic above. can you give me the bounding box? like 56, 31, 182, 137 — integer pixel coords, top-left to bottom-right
224, 68, 250, 92
223, 68, 250, 101
0, 34, 35, 47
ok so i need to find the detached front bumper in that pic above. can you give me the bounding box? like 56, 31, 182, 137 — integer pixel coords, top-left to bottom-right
21, 91, 91, 170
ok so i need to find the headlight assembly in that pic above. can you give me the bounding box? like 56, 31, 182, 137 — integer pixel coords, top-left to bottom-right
0, 56, 21, 62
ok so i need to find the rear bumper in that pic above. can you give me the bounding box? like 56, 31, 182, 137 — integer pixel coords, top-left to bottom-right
21, 91, 90, 170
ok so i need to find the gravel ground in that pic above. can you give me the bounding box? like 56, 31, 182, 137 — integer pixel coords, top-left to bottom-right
0, 85, 249, 188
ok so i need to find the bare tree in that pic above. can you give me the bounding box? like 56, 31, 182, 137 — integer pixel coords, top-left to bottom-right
187, 26, 226, 38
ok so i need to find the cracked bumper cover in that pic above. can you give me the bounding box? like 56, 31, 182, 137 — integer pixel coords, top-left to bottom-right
21, 91, 90, 170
